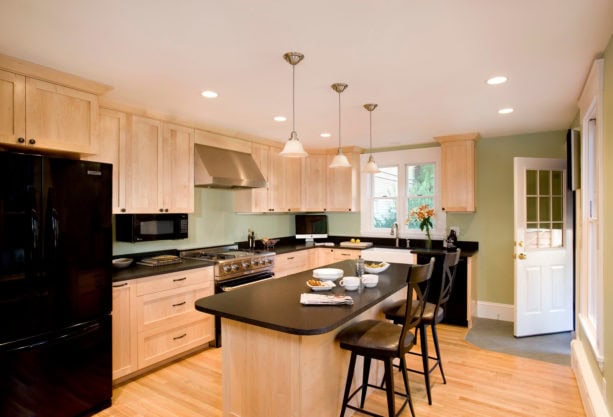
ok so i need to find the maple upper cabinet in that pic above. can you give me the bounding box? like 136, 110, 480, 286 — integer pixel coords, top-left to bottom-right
302, 153, 327, 212
435, 132, 479, 212
122, 116, 194, 214
0, 71, 100, 154
160, 123, 194, 213
325, 148, 361, 212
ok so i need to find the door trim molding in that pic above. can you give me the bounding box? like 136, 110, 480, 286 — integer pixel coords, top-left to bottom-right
571, 339, 609, 417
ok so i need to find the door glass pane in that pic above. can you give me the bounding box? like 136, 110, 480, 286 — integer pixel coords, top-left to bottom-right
538, 224, 552, 247
539, 197, 551, 221
527, 197, 538, 222
552, 222, 563, 247
526, 223, 538, 248
526, 170, 537, 195
552, 170, 563, 196
539, 171, 550, 194
552, 197, 563, 222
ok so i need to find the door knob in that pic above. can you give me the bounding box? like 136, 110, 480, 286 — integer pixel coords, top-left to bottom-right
518, 253, 527, 260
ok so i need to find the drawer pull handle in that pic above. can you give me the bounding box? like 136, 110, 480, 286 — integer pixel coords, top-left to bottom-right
173, 333, 187, 341
112, 282, 128, 288
341, 253, 350, 257
173, 277, 187, 282
287, 257, 295, 260
172, 301, 186, 307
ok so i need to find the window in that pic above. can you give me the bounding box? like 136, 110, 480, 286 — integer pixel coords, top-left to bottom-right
360, 148, 444, 238
578, 58, 604, 367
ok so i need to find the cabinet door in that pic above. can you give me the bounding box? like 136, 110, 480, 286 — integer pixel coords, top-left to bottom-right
160, 123, 194, 213
123, 115, 162, 213
302, 154, 327, 211
83, 108, 126, 213
440, 140, 476, 212
234, 142, 269, 212
326, 153, 358, 212
268, 150, 285, 212
0, 70, 25, 146
112, 282, 137, 380
25, 77, 99, 154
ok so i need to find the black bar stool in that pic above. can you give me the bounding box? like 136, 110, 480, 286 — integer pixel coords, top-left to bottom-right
337, 258, 435, 417
382, 248, 461, 405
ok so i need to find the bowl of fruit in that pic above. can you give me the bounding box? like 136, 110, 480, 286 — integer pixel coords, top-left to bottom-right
261, 237, 279, 249
363, 261, 390, 274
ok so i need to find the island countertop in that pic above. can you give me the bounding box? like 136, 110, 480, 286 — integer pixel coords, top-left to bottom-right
194, 260, 410, 336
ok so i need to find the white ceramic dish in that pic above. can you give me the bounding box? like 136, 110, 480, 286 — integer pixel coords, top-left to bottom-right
312, 268, 344, 280
307, 280, 336, 291
361, 274, 379, 288
112, 257, 133, 269
363, 261, 390, 274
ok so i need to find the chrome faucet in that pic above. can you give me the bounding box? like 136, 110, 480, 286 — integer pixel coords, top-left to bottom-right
390, 222, 399, 247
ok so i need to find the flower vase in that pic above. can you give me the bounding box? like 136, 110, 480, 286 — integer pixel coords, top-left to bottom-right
424, 229, 432, 249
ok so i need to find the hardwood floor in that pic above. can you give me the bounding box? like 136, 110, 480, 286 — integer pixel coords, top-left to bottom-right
94, 324, 585, 417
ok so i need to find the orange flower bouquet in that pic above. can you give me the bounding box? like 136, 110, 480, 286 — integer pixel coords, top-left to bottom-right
408, 204, 435, 245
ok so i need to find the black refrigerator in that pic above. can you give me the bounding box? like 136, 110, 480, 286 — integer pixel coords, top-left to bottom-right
0, 152, 112, 417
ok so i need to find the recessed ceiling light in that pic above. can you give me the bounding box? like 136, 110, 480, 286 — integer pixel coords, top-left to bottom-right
320, 132, 332, 138
498, 107, 514, 114
201, 90, 218, 98
487, 76, 508, 85
273, 115, 287, 122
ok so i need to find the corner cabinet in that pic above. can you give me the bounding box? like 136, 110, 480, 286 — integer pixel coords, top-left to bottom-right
435, 133, 479, 212
325, 149, 361, 212
0, 70, 100, 155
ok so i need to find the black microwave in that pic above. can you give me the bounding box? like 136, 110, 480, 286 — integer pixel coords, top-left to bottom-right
115, 213, 188, 242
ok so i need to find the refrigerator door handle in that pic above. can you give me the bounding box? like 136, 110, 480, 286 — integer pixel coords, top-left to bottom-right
31, 208, 39, 249
51, 208, 59, 248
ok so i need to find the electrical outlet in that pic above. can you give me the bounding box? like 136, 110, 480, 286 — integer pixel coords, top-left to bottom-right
450, 226, 460, 237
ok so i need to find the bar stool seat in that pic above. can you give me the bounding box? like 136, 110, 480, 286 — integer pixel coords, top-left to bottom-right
337, 258, 435, 417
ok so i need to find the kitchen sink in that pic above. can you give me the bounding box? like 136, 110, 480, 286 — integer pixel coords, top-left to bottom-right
361, 247, 415, 264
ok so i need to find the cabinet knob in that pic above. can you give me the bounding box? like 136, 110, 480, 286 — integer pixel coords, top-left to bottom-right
159, 208, 164, 212
121, 208, 126, 213
165, 208, 169, 212
28, 138, 36, 145
442, 207, 446, 211
17, 137, 25, 143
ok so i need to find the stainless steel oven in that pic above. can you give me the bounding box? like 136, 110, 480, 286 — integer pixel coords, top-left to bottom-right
180, 245, 275, 347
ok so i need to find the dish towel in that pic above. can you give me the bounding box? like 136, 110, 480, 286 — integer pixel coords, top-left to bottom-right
300, 293, 354, 305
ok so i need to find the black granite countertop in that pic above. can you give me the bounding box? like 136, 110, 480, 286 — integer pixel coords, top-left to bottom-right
112, 258, 214, 282
194, 260, 410, 336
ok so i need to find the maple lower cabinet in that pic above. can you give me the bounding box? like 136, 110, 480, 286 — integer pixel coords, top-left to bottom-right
0, 71, 99, 154
435, 132, 479, 212
112, 280, 138, 380
275, 250, 310, 278
112, 267, 215, 381
317, 248, 361, 266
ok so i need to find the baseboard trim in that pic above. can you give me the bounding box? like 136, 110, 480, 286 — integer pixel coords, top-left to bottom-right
571, 339, 609, 417
474, 301, 514, 322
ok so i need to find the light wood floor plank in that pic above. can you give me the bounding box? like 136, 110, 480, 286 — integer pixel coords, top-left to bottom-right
94, 324, 584, 417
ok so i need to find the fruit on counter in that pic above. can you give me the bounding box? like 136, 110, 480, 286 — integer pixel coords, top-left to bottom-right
307, 279, 324, 287
356, 239, 361, 243
366, 262, 386, 268
350, 238, 356, 243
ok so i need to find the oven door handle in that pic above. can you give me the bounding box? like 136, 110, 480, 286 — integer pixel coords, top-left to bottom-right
220, 275, 276, 292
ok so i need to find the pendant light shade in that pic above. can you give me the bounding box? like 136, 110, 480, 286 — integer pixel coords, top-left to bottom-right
362, 103, 380, 173
329, 83, 351, 168
280, 52, 308, 158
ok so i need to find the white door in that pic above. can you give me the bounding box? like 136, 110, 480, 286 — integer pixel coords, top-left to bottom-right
513, 157, 573, 337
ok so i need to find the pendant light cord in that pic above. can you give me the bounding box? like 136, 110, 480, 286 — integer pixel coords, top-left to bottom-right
338, 91, 342, 150
369, 110, 373, 155
292, 63, 296, 133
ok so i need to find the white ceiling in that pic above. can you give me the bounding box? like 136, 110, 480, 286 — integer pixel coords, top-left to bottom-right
1, 0, 612, 149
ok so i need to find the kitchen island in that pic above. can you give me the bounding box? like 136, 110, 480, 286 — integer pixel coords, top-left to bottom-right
195, 260, 410, 417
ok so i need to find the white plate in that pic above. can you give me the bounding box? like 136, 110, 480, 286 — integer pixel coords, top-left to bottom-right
312, 268, 344, 280
307, 280, 336, 291
363, 261, 390, 274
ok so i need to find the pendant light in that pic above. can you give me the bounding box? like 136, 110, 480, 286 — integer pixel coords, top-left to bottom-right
329, 83, 351, 168
362, 103, 380, 173
280, 52, 308, 157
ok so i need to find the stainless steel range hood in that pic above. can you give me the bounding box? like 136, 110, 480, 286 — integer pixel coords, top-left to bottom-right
194, 144, 267, 189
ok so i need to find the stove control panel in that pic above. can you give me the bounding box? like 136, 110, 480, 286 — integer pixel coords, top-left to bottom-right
216, 254, 275, 278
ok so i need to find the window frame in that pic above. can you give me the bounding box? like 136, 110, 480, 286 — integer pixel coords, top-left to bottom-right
360, 147, 445, 239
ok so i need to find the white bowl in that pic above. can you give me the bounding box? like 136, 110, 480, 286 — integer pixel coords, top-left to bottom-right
306, 280, 335, 291
364, 261, 390, 274
361, 274, 379, 288
112, 257, 133, 269
312, 268, 344, 280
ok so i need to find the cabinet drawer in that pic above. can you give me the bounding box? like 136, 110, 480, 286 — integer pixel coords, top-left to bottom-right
136, 267, 213, 296
139, 286, 210, 331
275, 251, 309, 277
138, 317, 214, 369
